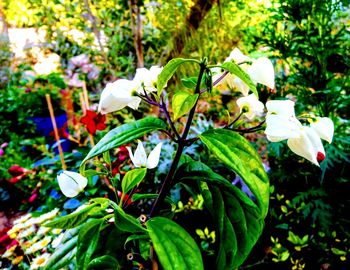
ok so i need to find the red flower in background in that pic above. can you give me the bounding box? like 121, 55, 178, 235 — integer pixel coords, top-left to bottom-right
7, 165, 30, 184
80, 110, 107, 135
49, 122, 70, 139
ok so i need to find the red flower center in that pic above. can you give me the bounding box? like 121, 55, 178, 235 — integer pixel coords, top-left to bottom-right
317, 152, 326, 162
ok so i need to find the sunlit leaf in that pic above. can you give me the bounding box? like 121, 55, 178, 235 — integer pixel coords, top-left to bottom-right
172, 91, 199, 120
221, 61, 257, 97
146, 217, 204, 270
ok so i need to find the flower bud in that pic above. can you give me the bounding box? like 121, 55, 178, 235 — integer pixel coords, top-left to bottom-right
57, 171, 87, 198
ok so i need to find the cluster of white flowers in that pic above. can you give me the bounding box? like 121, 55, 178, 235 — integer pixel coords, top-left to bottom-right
98, 66, 163, 114
265, 100, 333, 166
57, 48, 334, 199
2, 209, 62, 268
213, 48, 275, 120
57, 142, 163, 197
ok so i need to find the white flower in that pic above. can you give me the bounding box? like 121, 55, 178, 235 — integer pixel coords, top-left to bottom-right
247, 57, 275, 89
18, 225, 36, 238
266, 99, 296, 117
26, 237, 52, 255
310, 117, 334, 144
236, 94, 264, 119
264, 99, 331, 166
226, 48, 252, 64
126, 141, 162, 169
14, 213, 32, 225
287, 126, 326, 166
216, 48, 275, 95
265, 114, 303, 142
57, 171, 87, 198
98, 79, 142, 114
134, 65, 163, 93
30, 253, 51, 269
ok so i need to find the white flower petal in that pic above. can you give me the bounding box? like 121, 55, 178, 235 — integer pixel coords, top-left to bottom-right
128, 141, 147, 167
134, 66, 163, 93
98, 79, 139, 114
236, 94, 264, 120
226, 48, 251, 64
146, 142, 163, 169
265, 115, 303, 141
57, 171, 87, 198
266, 99, 296, 117
248, 57, 275, 89
310, 117, 334, 143
230, 77, 250, 96
127, 97, 142, 110
287, 126, 325, 166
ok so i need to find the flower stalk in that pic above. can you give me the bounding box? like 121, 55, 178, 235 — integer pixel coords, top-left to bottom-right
149, 61, 207, 217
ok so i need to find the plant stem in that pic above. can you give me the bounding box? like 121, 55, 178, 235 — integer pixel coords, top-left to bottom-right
149, 62, 207, 217
160, 97, 181, 140
200, 70, 229, 94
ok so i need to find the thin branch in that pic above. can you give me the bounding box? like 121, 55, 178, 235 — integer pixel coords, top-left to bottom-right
160, 97, 181, 141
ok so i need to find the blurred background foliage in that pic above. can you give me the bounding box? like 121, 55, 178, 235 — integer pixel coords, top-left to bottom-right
0, 0, 349, 269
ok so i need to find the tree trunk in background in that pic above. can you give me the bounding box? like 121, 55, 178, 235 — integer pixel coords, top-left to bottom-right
129, 0, 144, 68
162, 0, 217, 63
0, 2, 10, 88
83, 0, 108, 65
0, 2, 9, 36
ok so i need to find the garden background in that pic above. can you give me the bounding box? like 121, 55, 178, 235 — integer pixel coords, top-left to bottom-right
0, 0, 349, 269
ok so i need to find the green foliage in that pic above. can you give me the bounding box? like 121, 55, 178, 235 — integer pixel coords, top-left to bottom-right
199, 129, 269, 216
80, 117, 167, 172
44, 202, 106, 229
175, 158, 266, 269
88, 255, 120, 270
121, 168, 147, 194
113, 206, 146, 233
146, 217, 204, 270
221, 61, 257, 97
157, 58, 199, 95
172, 91, 199, 120
44, 229, 79, 270
77, 219, 104, 270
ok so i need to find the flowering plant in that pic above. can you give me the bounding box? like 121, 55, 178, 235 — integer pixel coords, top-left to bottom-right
44, 49, 333, 270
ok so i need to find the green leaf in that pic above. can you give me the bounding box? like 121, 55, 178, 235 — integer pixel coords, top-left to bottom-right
44, 203, 98, 229
175, 158, 265, 269
77, 219, 104, 270
331, 248, 347, 256
211, 187, 236, 269
44, 234, 77, 270
80, 117, 166, 174
172, 91, 199, 120
114, 207, 146, 233
121, 168, 147, 194
146, 217, 204, 270
132, 193, 175, 209
139, 239, 151, 260
199, 129, 269, 217
124, 234, 150, 249
181, 77, 198, 89
221, 62, 257, 97
88, 255, 121, 270
157, 58, 199, 96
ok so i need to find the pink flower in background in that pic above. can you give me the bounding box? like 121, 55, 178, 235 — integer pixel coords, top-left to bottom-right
0, 142, 8, 156
70, 54, 89, 67
7, 165, 31, 184
67, 73, 84, 88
